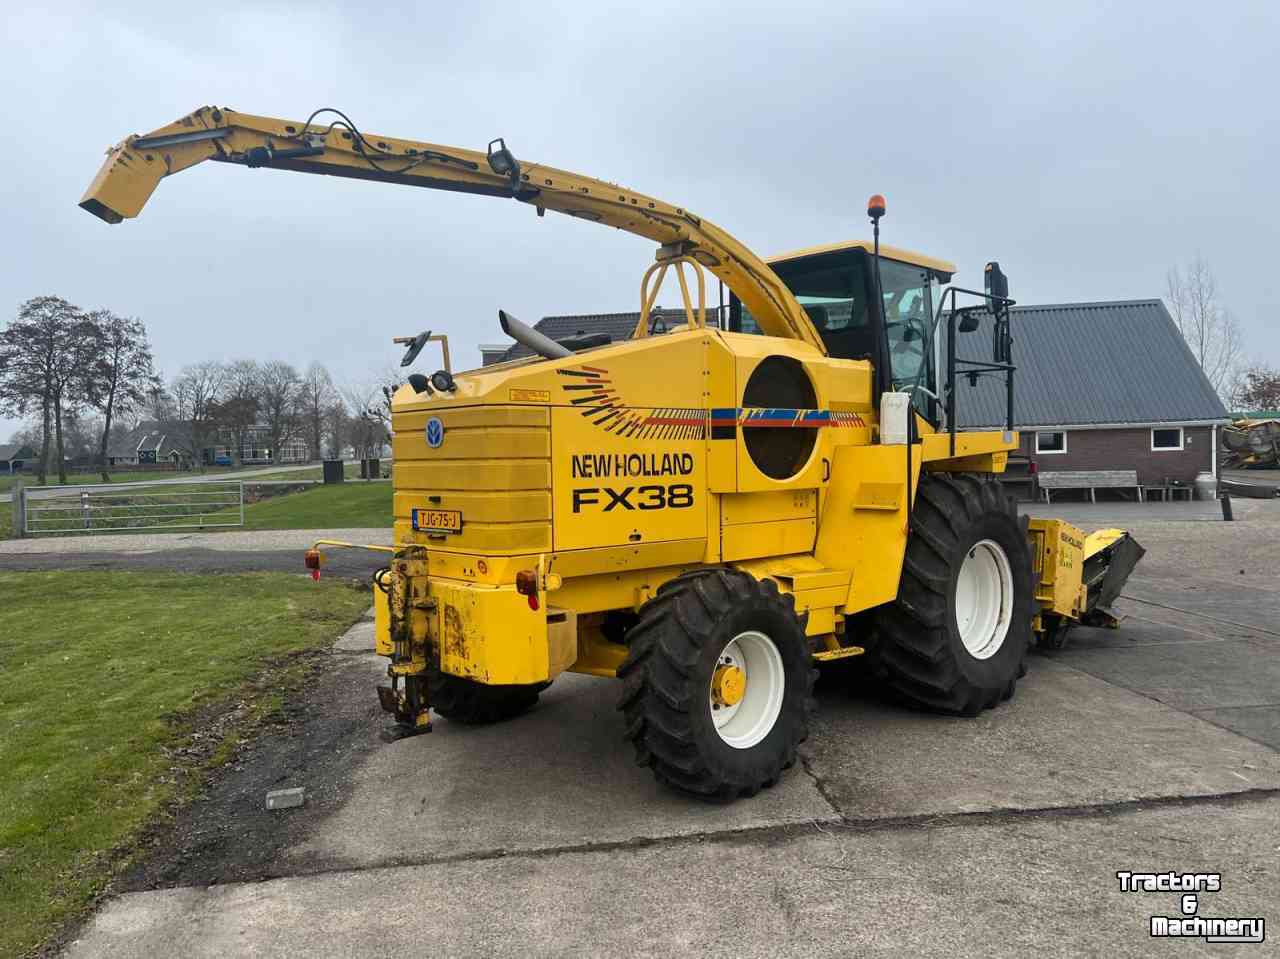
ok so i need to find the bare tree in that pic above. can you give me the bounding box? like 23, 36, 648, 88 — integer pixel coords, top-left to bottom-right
323, 398, 350, 460
171, 361, 227, 471
213, 360, 262, 466
83, 310, 158, 481
1165, 256, 1243, 400
300, 362, 336, 462
141, 382, 176, 426
60, 410, 100, 465
0, 296, 97, 484
257, 360, 303, 463
1233, 365, 1280, 412
342, 371, 401, 459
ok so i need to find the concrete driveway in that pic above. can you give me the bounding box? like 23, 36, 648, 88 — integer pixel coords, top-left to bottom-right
58, 502, 1280, 957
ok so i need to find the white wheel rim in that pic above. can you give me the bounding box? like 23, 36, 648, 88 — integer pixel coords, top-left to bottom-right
954, 539, 1014, 660
710, 630, 785, 749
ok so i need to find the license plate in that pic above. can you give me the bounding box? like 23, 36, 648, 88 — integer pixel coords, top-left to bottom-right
413, 508, 463, 534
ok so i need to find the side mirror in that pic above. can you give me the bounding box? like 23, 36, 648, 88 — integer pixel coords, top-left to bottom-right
397, 330, 432, 368
984, 261, 1009, 305
984, 262, 1013, 364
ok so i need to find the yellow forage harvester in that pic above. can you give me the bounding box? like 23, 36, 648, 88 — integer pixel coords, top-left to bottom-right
82, 106, 1144, 800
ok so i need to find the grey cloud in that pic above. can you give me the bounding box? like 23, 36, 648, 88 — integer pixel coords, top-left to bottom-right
2, 0, 1276, 437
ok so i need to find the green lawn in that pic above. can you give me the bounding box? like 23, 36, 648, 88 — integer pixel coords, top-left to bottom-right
0, 571, 370, 958
0, 503, 10, 539
243, 480, 393, 530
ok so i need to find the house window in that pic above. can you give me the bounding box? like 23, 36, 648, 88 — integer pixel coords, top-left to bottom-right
1152, 427, 1184, 451
1036, 431, 1067, 454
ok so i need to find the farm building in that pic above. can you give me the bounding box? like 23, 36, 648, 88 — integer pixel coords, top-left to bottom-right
107, 421, 310, 468
958, 299, 1230, 491
0, 443, 36, 474
106, 422, 191, 467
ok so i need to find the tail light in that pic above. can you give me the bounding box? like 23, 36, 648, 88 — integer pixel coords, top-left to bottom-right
515, 569, 539, 610
304, 549, 323, 581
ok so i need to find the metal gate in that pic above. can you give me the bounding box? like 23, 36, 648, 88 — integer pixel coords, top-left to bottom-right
20, 481, 244, 535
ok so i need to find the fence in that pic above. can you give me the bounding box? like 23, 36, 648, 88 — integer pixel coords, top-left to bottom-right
17, 481, 244, 535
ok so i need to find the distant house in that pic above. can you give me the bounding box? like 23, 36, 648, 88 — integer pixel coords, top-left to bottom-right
958, 299, 1230, 486
0, 443, 36, 474
107, 422, 193, 467
205, 426, 308, 466
481, 307, 726, 365
107, 420, 310, 468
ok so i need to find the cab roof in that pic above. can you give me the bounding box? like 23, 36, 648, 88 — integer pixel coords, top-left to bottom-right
767, 240, 957, 279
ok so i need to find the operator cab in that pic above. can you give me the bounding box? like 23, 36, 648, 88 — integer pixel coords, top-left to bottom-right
727, 241, 954, 422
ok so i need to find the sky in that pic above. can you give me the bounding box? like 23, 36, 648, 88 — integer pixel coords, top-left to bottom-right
2, 0, 1277, 440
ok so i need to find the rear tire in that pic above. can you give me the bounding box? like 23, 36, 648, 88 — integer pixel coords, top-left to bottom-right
869, 473, 1032, 715
428, 660, 548, 725
618, 569, 816, 801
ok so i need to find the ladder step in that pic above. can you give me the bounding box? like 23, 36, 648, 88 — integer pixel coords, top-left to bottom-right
812, 645, 865, 662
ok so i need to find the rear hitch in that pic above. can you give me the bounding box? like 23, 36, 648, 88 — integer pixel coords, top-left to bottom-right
377, 672, 432, 739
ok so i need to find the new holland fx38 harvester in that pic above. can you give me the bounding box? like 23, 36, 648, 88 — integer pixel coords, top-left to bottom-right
82, 106, 1143, 800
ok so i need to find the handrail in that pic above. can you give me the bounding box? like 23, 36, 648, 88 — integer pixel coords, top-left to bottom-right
635, 256, 708, 337
936, 286, 1018, 457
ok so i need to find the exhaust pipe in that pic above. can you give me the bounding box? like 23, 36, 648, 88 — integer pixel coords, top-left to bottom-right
499, 309, 571, 360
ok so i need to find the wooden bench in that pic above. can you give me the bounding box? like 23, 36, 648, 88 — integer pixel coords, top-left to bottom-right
1039, 469, 1143, 503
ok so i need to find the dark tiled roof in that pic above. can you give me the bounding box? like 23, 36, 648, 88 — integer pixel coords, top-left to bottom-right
954, 299, 1229, 428
107, 421, 193, 459
497, 307, 726, 362
0, 443, 35, 461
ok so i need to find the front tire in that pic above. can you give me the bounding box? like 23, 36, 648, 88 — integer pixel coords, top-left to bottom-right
618, 569, 816, 801
869, 473, 1032, 715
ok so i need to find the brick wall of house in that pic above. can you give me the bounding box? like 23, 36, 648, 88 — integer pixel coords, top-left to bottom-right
1019, 426, 1215, 486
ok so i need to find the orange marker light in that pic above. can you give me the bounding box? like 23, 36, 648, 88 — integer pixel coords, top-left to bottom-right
867, 194, 886, 219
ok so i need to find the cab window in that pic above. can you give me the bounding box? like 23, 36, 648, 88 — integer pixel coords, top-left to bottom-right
733, 253, 874, 361
878, 259, 935, 407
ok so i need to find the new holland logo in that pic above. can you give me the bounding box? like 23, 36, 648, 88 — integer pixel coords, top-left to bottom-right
425, 416, 445, 449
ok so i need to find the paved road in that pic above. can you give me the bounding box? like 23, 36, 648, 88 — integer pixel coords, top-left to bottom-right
61, 504, 1280, 957
0, 461, 329, 504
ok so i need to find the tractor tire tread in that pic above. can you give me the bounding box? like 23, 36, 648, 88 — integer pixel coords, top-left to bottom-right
618, 568, 814, 801
871, 472, 1032, 716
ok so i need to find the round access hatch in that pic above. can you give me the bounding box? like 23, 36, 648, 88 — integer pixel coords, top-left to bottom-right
742, 356, 818, 480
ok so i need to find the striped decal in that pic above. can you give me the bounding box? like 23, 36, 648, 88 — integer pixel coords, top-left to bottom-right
714, 408, 866, 430
558, 366, 706, 439
557, 367, 866, 440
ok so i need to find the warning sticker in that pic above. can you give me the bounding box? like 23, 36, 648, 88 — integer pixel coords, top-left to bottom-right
509, 388, 551, 403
